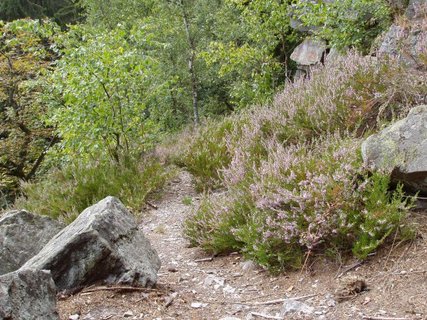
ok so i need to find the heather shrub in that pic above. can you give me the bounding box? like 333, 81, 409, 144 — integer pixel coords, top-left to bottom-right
176, 53, 426, 188
14, 155, 171, 223
185, 136, 413, 270
181, 52, 425, 270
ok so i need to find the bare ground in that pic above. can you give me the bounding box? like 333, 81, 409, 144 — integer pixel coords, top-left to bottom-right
58, 171, 427, 320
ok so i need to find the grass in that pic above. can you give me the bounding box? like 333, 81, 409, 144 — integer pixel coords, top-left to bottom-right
182, 196, 193, 206
13, 155, 172, 223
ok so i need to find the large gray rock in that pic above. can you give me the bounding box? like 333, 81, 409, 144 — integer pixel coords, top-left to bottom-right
378, 23, 427, 69
0, 269, 59, 320
362, 105, 427, 193
290, 38, 327, 66
0, 210, 64, 275
21, 196, 161, 290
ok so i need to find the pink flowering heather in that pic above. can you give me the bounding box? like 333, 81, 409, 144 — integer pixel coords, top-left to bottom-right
182, 52, 421, 270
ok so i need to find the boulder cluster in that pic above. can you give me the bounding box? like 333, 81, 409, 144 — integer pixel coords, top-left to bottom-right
290, 0, 427, 76
0, 197, 160, 320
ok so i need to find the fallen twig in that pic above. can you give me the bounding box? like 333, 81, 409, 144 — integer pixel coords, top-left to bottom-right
250, 312, 283, 319
146, 201, 158, 209
235, 294, 316, 306
194, 257, 214, 262
164, 292, 178, 308
336, 260, 363, 278
391, 270, 427, 275
194, 294, 316, 307
80, 285, 158, 294
362, 316, 409, 320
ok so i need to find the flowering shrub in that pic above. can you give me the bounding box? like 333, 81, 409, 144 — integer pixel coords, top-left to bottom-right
176, 53, 426, 190
179, 52, 425, 270
185, 136, 413, 270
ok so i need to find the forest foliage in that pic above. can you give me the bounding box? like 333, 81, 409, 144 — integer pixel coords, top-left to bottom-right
1, 0, 425, 269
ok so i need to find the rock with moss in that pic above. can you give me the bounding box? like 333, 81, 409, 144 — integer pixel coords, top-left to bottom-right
362, 105, 427, 194
0, 210, 64, 275
21, 196, 161, 290
378, 0, 427, 69
0, 269, 59, 320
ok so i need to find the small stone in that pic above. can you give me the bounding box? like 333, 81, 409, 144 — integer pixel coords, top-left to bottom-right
290, 38, 327, 66
191, 302, 208, 309
69, 315, 80, 320
219, 317, 241, 320
240, 260, 258, 272
203, 275, 225, 288
124, 311, 134, 317
223, 284, 236, 295
281, 299, 315, 316
326, 298, 336, 307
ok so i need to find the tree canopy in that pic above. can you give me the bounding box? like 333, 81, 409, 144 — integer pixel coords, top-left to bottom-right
0, 0, 395, 207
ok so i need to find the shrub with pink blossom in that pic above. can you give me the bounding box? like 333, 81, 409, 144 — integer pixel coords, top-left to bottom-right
179, 52, 425, 270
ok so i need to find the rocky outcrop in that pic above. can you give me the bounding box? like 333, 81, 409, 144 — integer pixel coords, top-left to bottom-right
378, 1, 426, 69
0, 210, 64, 275
290, 38, 327, 78
0, 269, 59, 320
362, 105, 427, 194
290, 39, 327, 66
378, 24, 426, 69
21, 196, 161, 290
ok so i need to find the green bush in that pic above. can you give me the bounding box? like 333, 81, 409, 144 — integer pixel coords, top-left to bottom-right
14, 155, 171, 223
293, 0, 392, 52
175, 53, 426, 191
172, 117, 242, 191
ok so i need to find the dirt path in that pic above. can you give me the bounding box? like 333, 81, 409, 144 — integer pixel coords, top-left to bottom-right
58, 171, 427, 320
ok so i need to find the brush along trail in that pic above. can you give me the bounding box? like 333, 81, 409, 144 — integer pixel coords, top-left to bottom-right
58, 171, 427, 320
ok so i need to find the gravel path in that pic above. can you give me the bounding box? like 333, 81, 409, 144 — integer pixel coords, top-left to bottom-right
58, 171, 427, 320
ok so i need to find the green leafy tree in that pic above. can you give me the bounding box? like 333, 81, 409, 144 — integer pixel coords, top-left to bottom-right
292, 0, 391, 52
0, 19, 60, 206
0, 0, 81, 26
80, 0, 233, 127
48, 24, 162, 161
201, 0, 299, 107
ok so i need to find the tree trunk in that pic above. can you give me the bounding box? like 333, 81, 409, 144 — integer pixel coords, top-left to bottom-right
180, 0, 199, 126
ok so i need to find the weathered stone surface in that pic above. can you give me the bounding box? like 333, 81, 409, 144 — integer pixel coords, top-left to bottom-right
406, 0, 426, 19
281, 299, 315, 316
0, 210, 64, 275
378, 9, 427, 69
378, 24, 406, 57
0, 269, 59, 320
290, 39, 327, 66
21, 196, 161, 290
362, 105, 427, 193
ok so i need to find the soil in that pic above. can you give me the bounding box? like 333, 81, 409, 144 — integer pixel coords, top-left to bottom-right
58, 171, 427, 320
